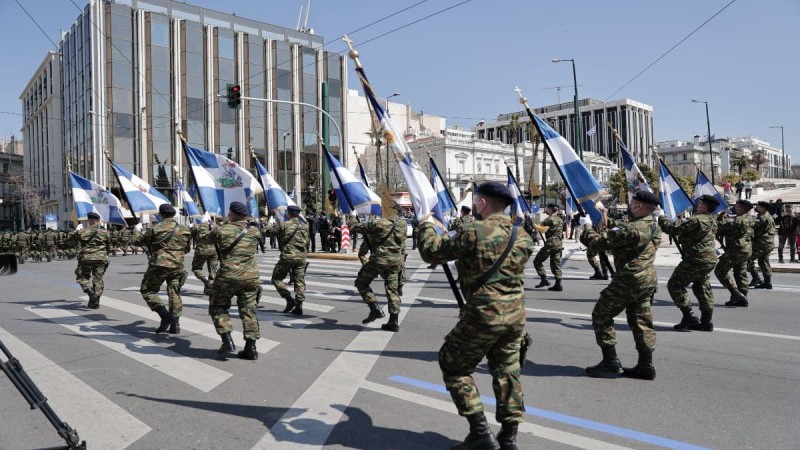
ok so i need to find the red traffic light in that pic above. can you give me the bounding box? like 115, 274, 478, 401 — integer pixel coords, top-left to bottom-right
232, 85, 240, 93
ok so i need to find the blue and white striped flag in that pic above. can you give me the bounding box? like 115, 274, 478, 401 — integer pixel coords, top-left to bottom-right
586, 125, 597, 137
110, 162, 170, 214
182, 141, 262, 217
357, 159, 371, 189
618, 141, 653, 202
694, 169, 728, 215
528, 113, 604, 226
253, 158, 296, 221
69, 172, 127, 225
565, 196, 576, 218
324, 146, 382, 217
430, 157, 456, 219
356, 68, 447, 233
658, 161, 694, 220
175, 180, 201, 217
506, 167, 530, 225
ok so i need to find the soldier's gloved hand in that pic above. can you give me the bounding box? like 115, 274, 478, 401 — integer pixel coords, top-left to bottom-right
351, 210, 358, 217
578, 216, 591, 228
134, 223, 143, 232
200, 213, 211, 224
76, 223, 84, 231
652, 208, 665, 219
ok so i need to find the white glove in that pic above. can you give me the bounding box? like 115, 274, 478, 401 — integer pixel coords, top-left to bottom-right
76, 223, 84, 231
200, 213, 211, 224
652, 208, 665, 218
578, 216, 591, 228
268, 217, 276, 225
134, 223, 143, 232
351, 210, 358, 217
594, 201, 606, 211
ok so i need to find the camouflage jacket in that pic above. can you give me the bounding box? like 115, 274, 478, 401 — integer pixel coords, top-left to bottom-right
449, 215, 474, 231
133, 218, 192, 269
16, 231, 29, 247
659, 213, 718, 261
417, 212, 534, 325
752, 211, 776, 250
582, 215, 661, 288
197, 219, 260, 282
717, 214, 754, 256
190, 226, 217, 257
348, 216, 405, 266
119, 228, 132, 242
68, 224, 111, 261
263, 217, 309, 262
42, 230, 58, 246
536, 213, 564, 248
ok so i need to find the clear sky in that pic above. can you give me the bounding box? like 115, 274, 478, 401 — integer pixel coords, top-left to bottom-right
1, 0, 798, 161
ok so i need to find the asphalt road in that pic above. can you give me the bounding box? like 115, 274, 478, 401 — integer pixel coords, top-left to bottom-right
0, 243, 798, 449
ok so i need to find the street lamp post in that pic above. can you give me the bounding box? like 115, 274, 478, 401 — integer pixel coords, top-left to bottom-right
385, 92, 400, 190
552, 59, 582, 160
691, 100, 715, 185
282, 132, 291, 191
769, 125, 785, 178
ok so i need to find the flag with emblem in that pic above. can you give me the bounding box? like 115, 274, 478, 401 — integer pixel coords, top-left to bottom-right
175, 180, 201, 217
69, 172, 127, 225
109, 162, 171, 214
324, 145, 382, 217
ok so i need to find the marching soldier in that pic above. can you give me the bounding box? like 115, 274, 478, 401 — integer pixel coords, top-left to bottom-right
581, 191, 661, 380
449, 205, 473, 230
532, 204, 564, 291
15, 228, 29, 264
748, 201, 776, 290
67, 212, 111, 308
42, 228, 58, 262
263, 205, 309, 315
658, 195, 719, 331
119, 226, 133, 255
418, 181, 534, 450
580, 212, 613, 280
197, 201, 262, 360
190, 224, 219, 295
715, 199, 755, 307
133, 204, 192, 334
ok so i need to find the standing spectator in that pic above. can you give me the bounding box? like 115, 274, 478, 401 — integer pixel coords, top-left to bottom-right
744, 180, 753, 199
331, 215, 343, 252
307, 212, 318, 253
778, 203, 800, 263
735, 179, 744, 199
569, 213, 579, 240
318, 212, 330, 252
722, 180, 732, 197
257, 218, 267, 253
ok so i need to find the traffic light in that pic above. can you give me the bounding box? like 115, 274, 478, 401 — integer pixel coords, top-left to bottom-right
226, 83, 241, 109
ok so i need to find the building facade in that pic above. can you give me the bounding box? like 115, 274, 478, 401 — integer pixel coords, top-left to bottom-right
21, 0, 346, 228
477, 98, 654, 168
725, 136, 789, 179
0, 136, 24, 231
654, 136, 722, 179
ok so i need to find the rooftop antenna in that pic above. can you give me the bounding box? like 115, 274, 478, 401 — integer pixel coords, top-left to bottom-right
295, 4, 303, 31
303, 0, 312, 31
542, 85, 582, 106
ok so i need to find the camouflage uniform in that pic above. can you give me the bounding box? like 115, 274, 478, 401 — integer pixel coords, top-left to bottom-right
715, 214, 754, 295
263, 217, 309, 307
659, 213, 718, 312
68, 224, 111, 298
197, 219, 262, 340
418, 212, 534, 424
532, 213, 563, 280
119, 227, 132, 255
15, 230, 29, 264
41, 230, 58, 262
133, 218, 192, 317
747, 210, 776, 280
581, 215, 661, 352
449, 214, 474, 231
0, 231, 10, 253
190, 226, 219, 283
348, 216, 405, 315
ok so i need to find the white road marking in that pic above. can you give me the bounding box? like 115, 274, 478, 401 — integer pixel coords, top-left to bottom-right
360, 380, 633, 450
0, 326, 152, 449
251, 268, 432, 449
26, 303, 232, 392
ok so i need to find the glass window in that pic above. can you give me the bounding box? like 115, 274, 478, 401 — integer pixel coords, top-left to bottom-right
185, 74, 203, 97
151, 124, 172, 141
218, 102, 236, 123
112, 88, 134, 113
217, 60, 234, 82
184, 120, 205, 146
185, 52, 203, 76
185, 29, 203, 54
218, 36, 234, 59
276, 68, 291, 90
111, 14, 132, 40
186, 97, 205, 121
112, 137, 135, 165
151, 69, 171, 96
111, 63, 132, 89
111, 40, 133, 64
113, 112, 134, 138
218, 122, 235, 145
151, 46, 171, 70
150, 21, 170, 47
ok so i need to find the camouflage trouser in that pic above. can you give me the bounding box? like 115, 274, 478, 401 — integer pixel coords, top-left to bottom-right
533, 244, 562, 279
747, 245, 773, 277
191, 253, 219, 280
668, 259, 717, 312
75, 260, 109, 296
42, 245, 55, 262
140, 266, 188, 317
358, 243, 370, 265
16, 245, 28, 263
210, 278, 261, 340
355, 259, 402, 315
119, 240, 131, 254
592, 278, 657, 352
272, 258, 306, 303
439, 318, 526, 424
715, 251, 751, 294
587, 247, 612, 273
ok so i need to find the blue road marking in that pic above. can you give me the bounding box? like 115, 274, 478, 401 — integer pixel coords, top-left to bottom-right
389, 375, 711, 450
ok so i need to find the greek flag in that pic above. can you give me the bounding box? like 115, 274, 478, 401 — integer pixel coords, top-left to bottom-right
109, 162, 170, 214
324, 146, 382, 217
69, 172, 127, 225
506, 167, 530, 225
357, 159, 371, 189
356, 67, 447, 233
430, 157, 456, 218
253, 158, 296, 221
175, 180, 201, 217
182, 141, 262, 217
528, 112, 604, 225
694, 169, 728, 215
586, 125, 597, 137
658, 161, 694, 220
618, 141, 653, 203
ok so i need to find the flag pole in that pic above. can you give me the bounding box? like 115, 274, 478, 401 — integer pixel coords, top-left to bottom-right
504, 159, 545, 242
428, 149, 458, 212
654, 150, 684, 257
178, 132, 210, 215
103, 150, 141, 225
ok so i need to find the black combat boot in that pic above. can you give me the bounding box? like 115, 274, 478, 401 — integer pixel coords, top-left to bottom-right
585, 346, 622, 378
281, 292, 297, 313
548, 279, 563, 292
724, 291, 748, 307
381, 313, 400, 332
673, 307, 700, 331
238, 338, 258, 360
749, 271, 764, 288
199, 276, 213, 295
758, 275, 772, 290
169, 317, 180, 334
154, 306, 173, 334
534, 276, 550, 288
622, 350, 656, 380
452, 412, 500, 450
589, 268, 604, 280
217, 332, 236, 356
362, 302, 385, 324
496, 422, 519, 450
84, 288, 96, 308
600, 269, 609, 280
690, 309, 713, 332
291, 302, 303, 316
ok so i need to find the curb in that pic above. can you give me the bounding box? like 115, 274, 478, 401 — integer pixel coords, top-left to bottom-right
773, 266, 800, 274
307, 252, 360, 261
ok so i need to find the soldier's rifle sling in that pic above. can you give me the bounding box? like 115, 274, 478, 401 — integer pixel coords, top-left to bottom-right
464, 226, 518, 299
219, 226, 250, 260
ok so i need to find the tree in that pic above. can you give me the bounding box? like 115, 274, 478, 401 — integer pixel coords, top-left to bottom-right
730, 154, 751, 176
365, 126, 384, 186
5, 172, 49, 230
741, 169, 761, 182
750, 149, 768, 175
609, 165, 659, 202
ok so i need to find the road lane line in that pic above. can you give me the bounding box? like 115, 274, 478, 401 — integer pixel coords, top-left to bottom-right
26, 303, 232, 392
0, 326, 152, 449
